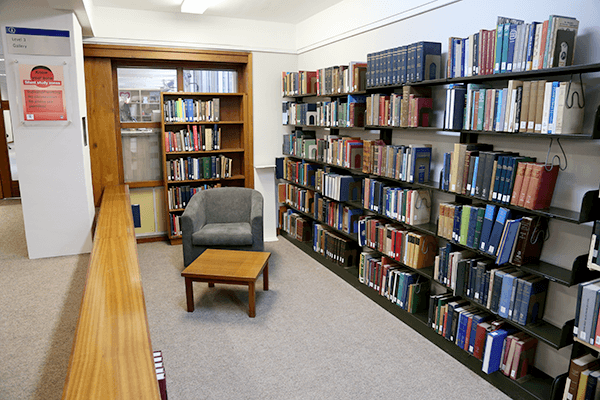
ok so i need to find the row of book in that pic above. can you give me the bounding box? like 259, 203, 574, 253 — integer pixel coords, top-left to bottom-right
164, 124, 222, 152
574, 277, 600, 349
366, 41, 442, 88
358, 216, 437, 270
441, 143, 560, 211
165, 155, 233, 181
562, 353, 600, 400
282, 132, 363, 170
163, 98, 220, 123
313, 222, 359, 268
428, 297, 538, 378
438, 203, 546, 266
365, 88, 433, 128
445, 80, 585, 135
278, 182, 314, 215
282, 95, 367, 128
434, 248, 548, 326
448, 15, 579, 79
363, 141, 432, 184
186, 69, 238, 94
362, 178, 431, 226
314, 192, 362, 235
167, 183, 221, 210
280, 158, 318, 188
153, 350, 168, 400
169, 213, 181, 237
279, 209, 312, 242
589, 220, 600, 272
281, 63, 368, 97
359, 252, 429, 313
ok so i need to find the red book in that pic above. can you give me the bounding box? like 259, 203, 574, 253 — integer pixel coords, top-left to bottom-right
517, 162, 537, 207
192, 125, 199, 151
524, 163, 559, 210
472, 91, 481, 129
464, 315, 474, 351
510, 336, 538, 380
414, 97, 433, 127
510, 161, 528, 206
538, 20, 549, 70
478, 29, 487, 76
473, 321, 491, 360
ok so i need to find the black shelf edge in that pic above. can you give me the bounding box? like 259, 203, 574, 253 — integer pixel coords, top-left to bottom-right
283, 91, 368, 100
457, 129, 600, 140
279, 233, 554, 400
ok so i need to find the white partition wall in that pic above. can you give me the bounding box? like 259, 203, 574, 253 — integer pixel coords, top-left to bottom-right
1, 11, 94, 259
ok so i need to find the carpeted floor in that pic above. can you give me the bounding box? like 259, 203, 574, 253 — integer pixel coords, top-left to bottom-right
0, 198, 511, 399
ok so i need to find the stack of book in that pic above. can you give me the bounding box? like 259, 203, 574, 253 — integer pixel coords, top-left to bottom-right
428, 299, 539, 378
165, 155, 232, 181
280, 209, 312, 242
313, 192, 362, 235
562, 353, 600, 400
434, 248, 549, 325
163, 97, 220, 122
153, 350, 167, 400
359, 252, 430, 313
366, 41, 442, 87
573, 278, 600, 348
167, 183, 221, 210
447, 15, 579, 79
313, 223, 359, 268
588, 221, 600, 272
444, 80, 585, 134
282, 158, 318, 188
362, 142, 432, 184
164, 124, 221, 152
278, 182, 315, 215
314, 62, 368, 95
281, 70, 318, 96
363, 178, 431, 226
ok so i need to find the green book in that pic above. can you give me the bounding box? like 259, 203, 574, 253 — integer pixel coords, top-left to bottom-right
476, 89, 486, 130
473, 207, 486, 249
460, 205, 471, 245
202, 157, 211, 178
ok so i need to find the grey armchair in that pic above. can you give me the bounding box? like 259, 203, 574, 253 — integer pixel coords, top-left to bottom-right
181, 187, 264, 267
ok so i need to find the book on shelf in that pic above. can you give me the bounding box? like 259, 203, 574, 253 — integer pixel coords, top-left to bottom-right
588, 221, 600, 272
522, 163, 559, 211
415, 41, 442, 82
563, 354, 599, 400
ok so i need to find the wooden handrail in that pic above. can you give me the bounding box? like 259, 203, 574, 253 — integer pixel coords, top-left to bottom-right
62, 185, 160, 400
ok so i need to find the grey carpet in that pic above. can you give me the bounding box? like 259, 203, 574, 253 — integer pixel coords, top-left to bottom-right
1, 198, 511, 399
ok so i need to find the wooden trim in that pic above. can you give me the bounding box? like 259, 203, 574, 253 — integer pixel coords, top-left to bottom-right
0, 108, 12, 199
84, 44, 250, 64
245, 54, 254, 189
112, 64, 125, 185
136, 234, 168, 244
126, 180, 163, 189
11, 181, 20, 198
120, 122, 161, 129
1, 101, 9, 110
62, 185, 160, 400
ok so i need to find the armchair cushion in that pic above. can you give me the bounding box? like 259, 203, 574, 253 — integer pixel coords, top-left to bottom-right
192, 222, 253, 247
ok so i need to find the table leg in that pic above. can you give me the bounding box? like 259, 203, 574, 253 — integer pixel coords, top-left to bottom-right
208, 282, 215, 287
263, 262, 269, 291
185, 278, 194, 312
249, 281, 255, 318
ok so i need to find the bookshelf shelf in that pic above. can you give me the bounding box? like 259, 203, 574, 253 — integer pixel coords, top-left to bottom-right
166, 175, 245, 185
165, 148, 245, 156
280, 61, 600, 400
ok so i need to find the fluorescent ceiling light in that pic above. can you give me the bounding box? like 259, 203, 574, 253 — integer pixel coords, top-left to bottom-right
181, 0, 210, 14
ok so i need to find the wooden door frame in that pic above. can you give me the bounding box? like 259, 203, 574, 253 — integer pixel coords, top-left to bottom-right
0, 100, 19, 199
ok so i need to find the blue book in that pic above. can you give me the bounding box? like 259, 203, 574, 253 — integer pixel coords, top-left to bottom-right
494, 89, 504, 130
486, 207, 511, 256
518, 276, 549, 326
470, 156, 480, 196
479, 204, 498, 252
399, 272, 417, 309
407, 43, 417, 82
497, 156, 515, 204
346, 209, 363, 234
456, 311, 472, 349
338, 175, 362, 202
500, 24, 511, 73
468, 313, 491, 354
494, 25, 505, 74
415, 41, 441, 82
492, 155, 507, 202
410, 146, 432, 183
506, 24, 519, 72
443, 152, 451, 191
585, 370, 600, 400
498, 270, 525, 318
482, 329, 509, 374
399, 45, 408, 84
547, 81, 560, 134
445, 300, 469, 340
466, 206, 479, 248
452, 205, 463, 243
525, 22, 539, 71
496, 218, 522, 265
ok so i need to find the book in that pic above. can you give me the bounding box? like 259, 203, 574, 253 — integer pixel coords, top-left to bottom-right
511, 216, 546, 267
564, 354, 599, 400
523, 163, 559, 210
479, 204, 498, 253
487, 207, 511, 256
517, 276, 549, 326
415, 41, 442, 82
496, 218, 522, 266
548, 16, 579, 68
509, 335, 538, 380
482, 328, 509, 374
555, 82, 585, 134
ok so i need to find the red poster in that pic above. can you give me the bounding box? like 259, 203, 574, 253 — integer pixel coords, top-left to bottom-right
19, 64, 67, 121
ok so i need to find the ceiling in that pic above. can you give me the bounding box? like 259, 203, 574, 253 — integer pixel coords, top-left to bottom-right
91, 0, 346, 24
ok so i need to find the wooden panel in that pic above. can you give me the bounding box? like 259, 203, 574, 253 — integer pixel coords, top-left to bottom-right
85, 58, 121, 206
63, 185, 160, 400
84, 44, 249, 64
0, 108, 11, 199
243, 55, 254, 189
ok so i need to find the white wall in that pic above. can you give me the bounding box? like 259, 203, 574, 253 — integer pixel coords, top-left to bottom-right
296, 0, 600, 378
0, 8, 95, 258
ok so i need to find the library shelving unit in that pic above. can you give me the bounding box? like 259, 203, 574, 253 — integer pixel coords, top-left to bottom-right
161, 92, 251, 244
278, 62, 600, 400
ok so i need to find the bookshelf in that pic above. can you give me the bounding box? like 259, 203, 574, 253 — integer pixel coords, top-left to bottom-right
161, 92, 251, 244
278, 62, 600, 400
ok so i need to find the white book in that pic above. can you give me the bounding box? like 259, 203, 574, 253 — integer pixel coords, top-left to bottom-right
540, 81, 555, 133
548, 84, 562, 134
532, 23, 544, 70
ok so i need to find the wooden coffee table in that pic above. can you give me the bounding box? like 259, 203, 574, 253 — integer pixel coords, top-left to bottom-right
181, 249, 271, 317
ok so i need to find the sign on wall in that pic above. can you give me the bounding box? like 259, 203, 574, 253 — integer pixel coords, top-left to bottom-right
19, 64, 67, 121
5, 26, 71, 57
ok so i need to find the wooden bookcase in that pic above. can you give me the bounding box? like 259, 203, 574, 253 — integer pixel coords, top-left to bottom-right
278, 62, 600, 400
161, 92, 251, 244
